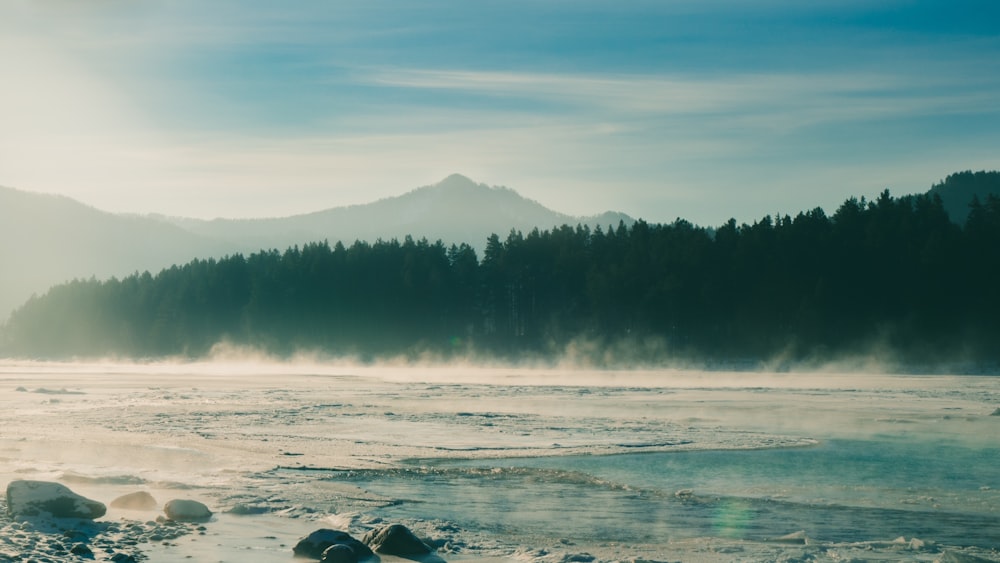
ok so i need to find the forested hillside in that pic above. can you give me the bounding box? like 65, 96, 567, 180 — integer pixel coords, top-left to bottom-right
0, 175, 631, 322
0, 186, 229, 322
928, 170, 1000, 224
2, 189, 999, 370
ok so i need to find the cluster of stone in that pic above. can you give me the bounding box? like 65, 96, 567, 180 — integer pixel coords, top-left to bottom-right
3, 480, 449, 563
2, 480, 211, 562
294, 523, 442, 563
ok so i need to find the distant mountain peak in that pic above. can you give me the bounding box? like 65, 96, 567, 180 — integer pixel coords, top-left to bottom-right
436, 173, 478, 189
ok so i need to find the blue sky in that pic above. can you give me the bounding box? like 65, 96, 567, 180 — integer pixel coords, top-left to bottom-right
2, 1, 999, 226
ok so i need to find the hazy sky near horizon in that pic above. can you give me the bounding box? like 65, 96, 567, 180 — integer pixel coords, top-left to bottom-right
2, 1, 999, 226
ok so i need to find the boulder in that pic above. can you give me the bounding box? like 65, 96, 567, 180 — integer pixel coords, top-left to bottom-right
321, 544, 359, 563
163, 499, 212, 522
362, 523, 432, 556
110, 491, 157, 511
70, 543, 94, 557
5, 480, 106, 520
293, 529, 373, 560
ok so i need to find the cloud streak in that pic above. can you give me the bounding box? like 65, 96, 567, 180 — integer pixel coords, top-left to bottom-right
1, 1, 998, 227
363, 66, 1000, 128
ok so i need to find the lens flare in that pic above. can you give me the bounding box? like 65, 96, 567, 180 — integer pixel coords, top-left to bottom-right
713, 499, 753, 538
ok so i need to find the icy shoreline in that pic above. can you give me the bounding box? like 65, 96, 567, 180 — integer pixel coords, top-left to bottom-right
2, 362, 1000, 561
4, 491, 1000, 563
0, 496, 203, 562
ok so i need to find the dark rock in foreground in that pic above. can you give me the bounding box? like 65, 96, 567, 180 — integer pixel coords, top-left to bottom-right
70, 542, 94, 556
363, 523, 433, 556
5, 480, 107, 520
294, 528, 373, 560
110, 491, 157, 511
321, 543, 359, 563
163, 499, 212, 522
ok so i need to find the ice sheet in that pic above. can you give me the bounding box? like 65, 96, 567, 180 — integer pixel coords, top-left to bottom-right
2, 361, 999, 562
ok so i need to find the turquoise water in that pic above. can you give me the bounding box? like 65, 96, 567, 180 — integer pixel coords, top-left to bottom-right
337, 437, 1000, 548
500, 437, 999, 511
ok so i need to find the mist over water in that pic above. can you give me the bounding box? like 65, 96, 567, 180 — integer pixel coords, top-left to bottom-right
2, 360, 999, 561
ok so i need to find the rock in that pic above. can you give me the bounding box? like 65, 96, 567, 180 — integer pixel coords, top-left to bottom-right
163, 499, 212, 522
227, 503, 270, 515
990, 408, 1000, 416
321, 544, 359, 563
110, 491, 157, 511
293, 529, 373, 560
5, 480, 107, 520
362, 523, 432, 556
70, 543, 94, 557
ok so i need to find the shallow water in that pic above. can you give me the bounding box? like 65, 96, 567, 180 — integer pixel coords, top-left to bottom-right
339, 437, 1000, 547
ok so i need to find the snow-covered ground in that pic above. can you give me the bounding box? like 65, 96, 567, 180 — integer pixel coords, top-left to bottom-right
1, 360, 998, 562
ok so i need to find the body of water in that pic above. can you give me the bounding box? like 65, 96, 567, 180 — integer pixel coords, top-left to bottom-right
341, 437, 1000, 548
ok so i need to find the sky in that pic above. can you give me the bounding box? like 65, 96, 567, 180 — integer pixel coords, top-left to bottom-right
2, 1, 999, 227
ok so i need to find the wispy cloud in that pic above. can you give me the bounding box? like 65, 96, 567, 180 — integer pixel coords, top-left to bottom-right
1, 0, 998, 227
362, 66, 1000, 129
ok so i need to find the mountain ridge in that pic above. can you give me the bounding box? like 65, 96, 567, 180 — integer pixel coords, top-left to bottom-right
926, 170, 1000, 224
7, 182, 1000, 367
0, 184, 232, 324
9, 169, 993, 325
0, 175, 634, 322
161, 174, 632, 251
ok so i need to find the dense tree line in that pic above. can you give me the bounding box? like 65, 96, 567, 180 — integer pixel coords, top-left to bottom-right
2, 190, 999, 369
929, 170, 1000, 224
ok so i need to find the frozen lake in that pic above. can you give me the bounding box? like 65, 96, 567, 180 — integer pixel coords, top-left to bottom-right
1, 361, 998, 562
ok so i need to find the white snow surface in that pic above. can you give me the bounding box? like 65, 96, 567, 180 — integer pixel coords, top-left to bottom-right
1, 360, 999, 562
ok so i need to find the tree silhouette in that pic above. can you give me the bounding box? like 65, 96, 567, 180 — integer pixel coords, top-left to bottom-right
2, 187, 997, 371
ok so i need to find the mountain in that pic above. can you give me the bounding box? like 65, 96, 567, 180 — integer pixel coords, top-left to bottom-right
0, 175, 633, 322
161, 174, 633, 253
927, 170, 1000, 224
0, 186, 233, 323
